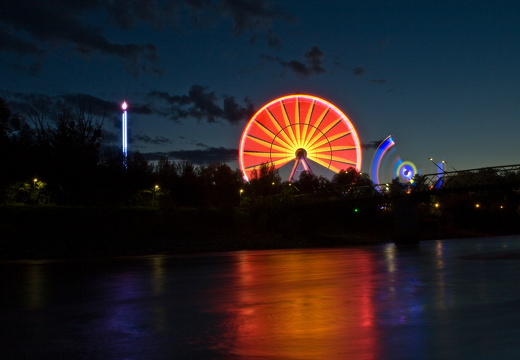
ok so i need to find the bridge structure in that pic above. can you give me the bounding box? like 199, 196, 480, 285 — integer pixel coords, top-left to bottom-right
253, 163, 520, 245
289, 163, 520, 202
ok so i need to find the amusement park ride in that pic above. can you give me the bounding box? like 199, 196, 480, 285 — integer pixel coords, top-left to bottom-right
238, 94, 418, 185
238, 94, 362, 182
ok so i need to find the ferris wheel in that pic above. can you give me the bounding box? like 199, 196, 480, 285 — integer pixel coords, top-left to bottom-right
239, 94, 362, 182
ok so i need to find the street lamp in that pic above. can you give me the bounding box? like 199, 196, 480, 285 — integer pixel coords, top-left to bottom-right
428, 158, 445, 173
442, 160, 458, 172
153, 185, 159, 206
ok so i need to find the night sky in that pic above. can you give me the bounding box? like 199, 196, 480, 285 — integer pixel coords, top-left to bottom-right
2, 1, 520, 182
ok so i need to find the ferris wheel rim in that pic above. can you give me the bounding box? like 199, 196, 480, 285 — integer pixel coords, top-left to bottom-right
239, 94, 362, 181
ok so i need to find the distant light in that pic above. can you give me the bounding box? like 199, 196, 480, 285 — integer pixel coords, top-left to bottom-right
475, 203, 480, 208
354, 208, 359, 213
122, 101, 128, 166
435, 203, 439, 208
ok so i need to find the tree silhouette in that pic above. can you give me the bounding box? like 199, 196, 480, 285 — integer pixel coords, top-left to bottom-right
31, 107, 104, 204
0, 98, 36, 200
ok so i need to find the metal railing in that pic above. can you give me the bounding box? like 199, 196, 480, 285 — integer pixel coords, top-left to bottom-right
289, 164, 520, 203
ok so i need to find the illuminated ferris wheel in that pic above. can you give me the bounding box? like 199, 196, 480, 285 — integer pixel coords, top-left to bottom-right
239, 94, 362, 182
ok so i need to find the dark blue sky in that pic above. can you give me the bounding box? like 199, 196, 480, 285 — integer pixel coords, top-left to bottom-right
2, 0, 520, 181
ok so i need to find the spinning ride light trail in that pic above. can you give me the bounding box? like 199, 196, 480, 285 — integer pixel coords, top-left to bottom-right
370, 135, 395, 185
239, 94, 362, 182
396, 160, 417, 183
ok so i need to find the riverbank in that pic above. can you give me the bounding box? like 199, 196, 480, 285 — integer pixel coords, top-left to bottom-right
0, 204, 516, 260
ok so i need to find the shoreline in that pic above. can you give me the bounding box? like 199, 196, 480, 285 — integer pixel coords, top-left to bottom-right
0, 205, 516, 261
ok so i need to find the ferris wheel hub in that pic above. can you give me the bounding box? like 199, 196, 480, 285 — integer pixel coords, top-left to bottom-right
295, 148, 307, 159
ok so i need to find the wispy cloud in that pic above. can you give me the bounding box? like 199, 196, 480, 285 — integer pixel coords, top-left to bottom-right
362, 139, 386, 149
262, 46, 326, 77
149, 85, 255, 124
144, 147, 238, 165
0, 2, 161, 76
134, 133, 173, 145
0, 0, 291, 76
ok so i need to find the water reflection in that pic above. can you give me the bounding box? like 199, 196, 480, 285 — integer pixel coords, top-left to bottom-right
2, 236, 520, 359
214, 249, 379, 360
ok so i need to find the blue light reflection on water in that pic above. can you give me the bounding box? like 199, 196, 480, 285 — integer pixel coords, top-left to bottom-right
1, 235, 520, 359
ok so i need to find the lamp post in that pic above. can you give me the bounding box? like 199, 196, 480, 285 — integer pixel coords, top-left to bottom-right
442, 160, 458, 172
32, 178, 38, 204
153, 185, 159, 207
428, 158, 445, 173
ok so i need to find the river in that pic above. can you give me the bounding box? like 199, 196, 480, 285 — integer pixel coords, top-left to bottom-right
2, 235, 520, 359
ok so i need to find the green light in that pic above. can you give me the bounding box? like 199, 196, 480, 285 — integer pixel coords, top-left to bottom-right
354, 208, 359, 213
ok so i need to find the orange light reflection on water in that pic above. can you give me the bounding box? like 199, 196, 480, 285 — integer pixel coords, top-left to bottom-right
215, 249, 380, 360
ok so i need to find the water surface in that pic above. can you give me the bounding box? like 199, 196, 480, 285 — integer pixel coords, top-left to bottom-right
2, 235, 520, 359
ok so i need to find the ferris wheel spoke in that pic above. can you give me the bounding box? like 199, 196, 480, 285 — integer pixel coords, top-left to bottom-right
319, 117, 342, 136
266, 108, 297, 149
300, 100, 315, 146
280, 101, 298, 147
313, 145, 357, 153
245, 155, 294, 170
329, 156, 357, 166
308, 131, 353, 152
254, 121, 293, 150
294, 98, 302, 146
310, 150, 358, 166
309, 156, 342, 172
246, 134, 290, 153
302, 107, 328, 149
243, 151, 286, 158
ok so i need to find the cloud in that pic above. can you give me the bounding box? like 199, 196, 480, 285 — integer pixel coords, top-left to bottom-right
0, 2, 160, 76
371, 79, 388, 84
0, 29, 45, 56
3, 92, 156, 134
262, 46, 326, 77
105, 0, 174, 30
149, 85, 255, 124
219, 0, 292, 48
5, 87, 253, 133
140, 146, 238, 165
7, 62, 42, 77
352, 66, 365, 75
304, 46, 325, 73
163, 146, 238, 164
0, 0, 292, 76
134, 133, 173, 145
362, 140, 386, 149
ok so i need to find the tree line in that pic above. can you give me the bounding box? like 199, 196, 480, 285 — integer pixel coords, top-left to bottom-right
3, 96, 519, 218
0, 97, 374, 208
